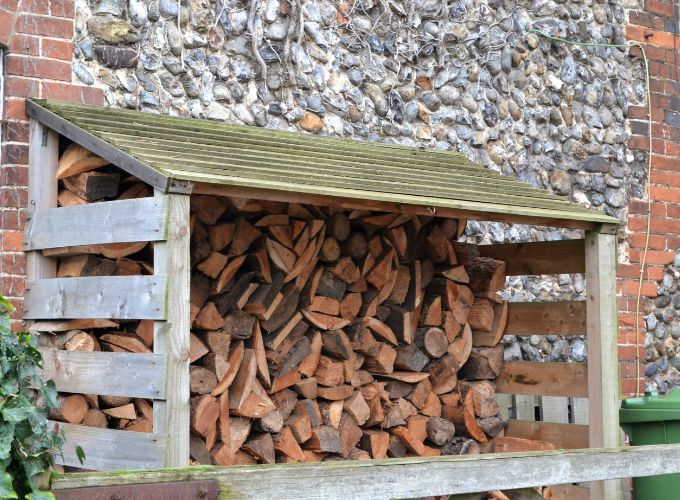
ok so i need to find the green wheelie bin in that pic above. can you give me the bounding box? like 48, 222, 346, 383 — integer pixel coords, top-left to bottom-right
620, 389, 680, 499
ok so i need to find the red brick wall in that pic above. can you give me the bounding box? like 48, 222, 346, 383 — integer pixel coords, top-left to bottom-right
624, 1, 680, 396
0, 1, 103, 323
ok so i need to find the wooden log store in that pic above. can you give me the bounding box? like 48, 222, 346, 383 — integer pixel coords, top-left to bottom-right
24, 99, 621, 499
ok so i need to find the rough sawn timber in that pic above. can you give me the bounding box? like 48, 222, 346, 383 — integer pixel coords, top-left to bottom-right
39, 348, 166, 399
50, 444, 680, 499
24, 197, 167, 250
24, 275, 167, 320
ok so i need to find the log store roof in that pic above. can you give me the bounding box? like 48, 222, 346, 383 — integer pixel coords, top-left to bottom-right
27, 99, 618, 228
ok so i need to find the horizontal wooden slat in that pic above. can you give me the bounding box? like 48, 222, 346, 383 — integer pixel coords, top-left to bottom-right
40, 348, 166, 398
51, 444, 680, 498
505, 420, 589, 450
549, 484, 589, 500
477, 240, 585, 275
496, 362, 588, 398
24, 197, 167, 251
24, 276, 167, 319
49, 422, 166, 471
506, 301, 586, 336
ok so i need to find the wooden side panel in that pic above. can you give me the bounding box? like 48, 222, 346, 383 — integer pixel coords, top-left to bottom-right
40, 348, 166, 399
477, 240, 585, 275
24, 276, 167, 320
26, 119, 58, 308
585, 227, 621, 500
49, 422, 166, 471
505, 301, 586, 336
24, 197, 167, 250
496, 362, 588, 398
152, 192, 191, 468
505, 421, 589, 450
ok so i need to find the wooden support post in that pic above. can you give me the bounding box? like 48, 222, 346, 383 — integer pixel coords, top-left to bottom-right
585, 224, 620, 500
26, 119, 58, 309
153, 190, 191, 467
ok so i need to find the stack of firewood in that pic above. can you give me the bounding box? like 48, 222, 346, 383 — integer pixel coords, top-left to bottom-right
40, 143, 511, 465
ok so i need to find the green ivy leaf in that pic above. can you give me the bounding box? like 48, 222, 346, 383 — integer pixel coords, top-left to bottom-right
26, 490, 56, 500
75, 446, 86, 466
41, 381, 58, 410
0, 470, 18, 499
0, 423, 14, 460
2, 395, 34, 423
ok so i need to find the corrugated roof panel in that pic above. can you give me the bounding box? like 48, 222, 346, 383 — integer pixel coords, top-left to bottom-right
27, 99, 619, 226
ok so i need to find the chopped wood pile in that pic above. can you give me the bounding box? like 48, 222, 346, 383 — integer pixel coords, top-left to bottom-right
40, 143, 513, 465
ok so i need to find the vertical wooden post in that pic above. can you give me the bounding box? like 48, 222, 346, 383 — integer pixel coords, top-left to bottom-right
26, 119, 58, 312
153, 190, 191, 467
585, 224, 621, 500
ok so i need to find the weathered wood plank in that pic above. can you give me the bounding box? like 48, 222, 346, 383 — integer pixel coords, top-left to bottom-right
571, 397, 589, 425
514, 395, 537, 421
496, 362, 587, 398
26, 119, 59, 320
39, 348, 166, 399
49, 422, 166, 471
549, 484, 589, 500
476, 240, 585, 275
505, 301, 586, 336
540, 396, 570, 424
24, 197, 167, 250
50, 443, 680, 499
585, 227, 620, 500
495, 394, 513, 420
504, 421, 589, 450
152, 191, 191, 468
24, 276, 167, 320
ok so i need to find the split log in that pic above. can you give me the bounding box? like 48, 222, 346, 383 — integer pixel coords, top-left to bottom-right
472, 301, 508, 347
414, 327, 448, 358
465, 257, 506, 300
459, 345, 504, 380
50, 395, 89, 424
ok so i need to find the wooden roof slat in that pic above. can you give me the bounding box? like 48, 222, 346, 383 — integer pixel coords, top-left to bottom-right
26, 99, 619, 227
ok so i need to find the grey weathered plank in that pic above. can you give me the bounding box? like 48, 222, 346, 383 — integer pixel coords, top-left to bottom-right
152, 191, 191, 467
24, 197, 167, 250
39, 348, 166, 399
585, 226, 621, 500
49, 422, 166, 471
24, 276, 167, 320
50, 444, 680, 499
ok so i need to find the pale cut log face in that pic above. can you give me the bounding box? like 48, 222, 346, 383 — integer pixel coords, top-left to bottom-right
44, 152, 526, 471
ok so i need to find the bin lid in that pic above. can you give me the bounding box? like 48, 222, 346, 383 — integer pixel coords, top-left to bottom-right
620, 389, 680, 423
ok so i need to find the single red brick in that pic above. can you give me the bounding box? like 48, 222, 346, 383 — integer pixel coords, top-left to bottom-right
0, 165, 29, 186
3, 98, 27, 120
41, 38, 73, 60
19, 0, 48, 14
7, 33, 40, 55
15, 14, 73, 39
2, 121, 29, 143
0, 0, 19, 9
41, 81, 104, 105
0, 209, 22, 231
621, 279, 658, 297
0, 187, 27, 209
3, 76, 39, 98
6, 55, 71, 81
648, 0, 675, 18
1, 231, 23, 252
4, 144, 29, 165
650, 185, 680, 203
49, 0, 74, 18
